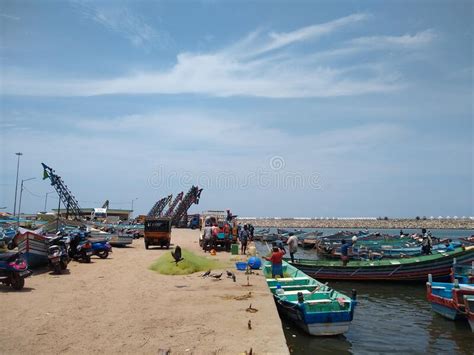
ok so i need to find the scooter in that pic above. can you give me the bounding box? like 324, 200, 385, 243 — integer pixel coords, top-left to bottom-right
91, 240, 112, 259
68, 233, 93, 263
47, 235, 70, 273
0, 252, 32, 290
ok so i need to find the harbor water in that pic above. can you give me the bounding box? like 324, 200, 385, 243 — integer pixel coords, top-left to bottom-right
255, 228, 474, 354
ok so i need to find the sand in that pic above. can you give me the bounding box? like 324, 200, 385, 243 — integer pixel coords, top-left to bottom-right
0, 229, 288, 354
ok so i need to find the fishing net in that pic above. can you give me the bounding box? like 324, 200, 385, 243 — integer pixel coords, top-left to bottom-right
149, 248, 227, 275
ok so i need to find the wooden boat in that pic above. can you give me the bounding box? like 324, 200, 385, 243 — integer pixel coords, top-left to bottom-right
463, 295, 474, 332
89, 227, 133, 247
451, 260, 474, 284
426, 275, 474, 320
13, 230, 48, 267
319, 241, 464, 260
264, 261, 357, 336
289, 246, 474, 282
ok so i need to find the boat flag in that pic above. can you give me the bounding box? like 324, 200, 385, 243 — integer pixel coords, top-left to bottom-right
43, 167, 49, 180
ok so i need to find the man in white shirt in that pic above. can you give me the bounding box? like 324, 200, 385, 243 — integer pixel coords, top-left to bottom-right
286, 232, 298, 263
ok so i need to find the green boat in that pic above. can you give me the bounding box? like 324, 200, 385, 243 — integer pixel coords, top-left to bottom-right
289, 246, 474, 282
264, 261, 357, 336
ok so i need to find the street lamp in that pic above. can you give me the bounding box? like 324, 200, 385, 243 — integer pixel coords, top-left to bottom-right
43, 191, 55, 212
13, 152, 23, 216
17, 177, 36, 225
131, 197, 138, 218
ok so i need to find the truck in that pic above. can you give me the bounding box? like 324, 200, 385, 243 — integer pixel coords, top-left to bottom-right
144, 217, 172, 249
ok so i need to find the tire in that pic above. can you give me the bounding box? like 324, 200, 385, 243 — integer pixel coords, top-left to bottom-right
98, 250, 109, 259
84, 254, 91, 263
11, 274, 25, 290
145, 242, 149, 250
53, 263, 61, 274
60, 260, 68, 270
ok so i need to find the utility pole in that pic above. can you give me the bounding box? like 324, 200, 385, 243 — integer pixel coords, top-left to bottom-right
44, 191, 55, 212
17, 177, 35, 226
131, 197, 138, 218
13, 152, 23, 217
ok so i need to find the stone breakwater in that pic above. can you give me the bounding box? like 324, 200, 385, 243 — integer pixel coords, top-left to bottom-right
237, 218, 474, 230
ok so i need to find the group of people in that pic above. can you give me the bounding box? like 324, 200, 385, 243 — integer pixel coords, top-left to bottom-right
201, 216, 256, 255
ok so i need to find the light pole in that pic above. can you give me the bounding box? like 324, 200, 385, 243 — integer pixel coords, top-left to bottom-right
131, 197, 138, 218
17, 177, 36, 225
13, 152, 23, 216
43, 191, 55, 212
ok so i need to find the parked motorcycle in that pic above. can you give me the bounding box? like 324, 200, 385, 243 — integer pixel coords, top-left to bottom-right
91, 240, 112, 259
0, 252, 32, 290
47, 235, 70, 273
68, 233, 93, 263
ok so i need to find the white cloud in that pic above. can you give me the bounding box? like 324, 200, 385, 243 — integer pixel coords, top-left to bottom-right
0, 13, 20, 21
71, 0, 165, 48
225, 13, 369, 59
1, 14, 437, 98
350, 29, 436, 48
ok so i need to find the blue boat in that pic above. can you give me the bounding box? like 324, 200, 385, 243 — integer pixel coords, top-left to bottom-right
13, 230, 49, 267
451, 259, 474, 284
264, 260, 357, 336
426, 274, 474, 321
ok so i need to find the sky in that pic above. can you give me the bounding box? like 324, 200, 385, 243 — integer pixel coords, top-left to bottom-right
0, 0, 472, 218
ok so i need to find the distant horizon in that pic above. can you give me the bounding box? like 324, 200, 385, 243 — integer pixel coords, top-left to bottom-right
6, 209, 474, 221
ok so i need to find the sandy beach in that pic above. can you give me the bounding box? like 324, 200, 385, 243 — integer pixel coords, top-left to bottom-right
0, 229, 288, 354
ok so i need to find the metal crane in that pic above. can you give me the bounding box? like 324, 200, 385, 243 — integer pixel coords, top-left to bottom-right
41, 163, 82, 220
163, 192, 184, 217
171, 186, 203, 227
147, 194, 172, 217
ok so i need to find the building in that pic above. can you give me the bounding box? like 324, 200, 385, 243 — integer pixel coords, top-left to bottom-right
54, 208, 132, 221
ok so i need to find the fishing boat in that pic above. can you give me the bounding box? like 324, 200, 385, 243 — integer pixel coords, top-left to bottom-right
451, 260, 474, 284
289, 246, 474, 282
318, 241, 463, 260
463, 295, 474, 332
426, 274, 474, 320
264, 261, 357, 336
13, 230, 49, 267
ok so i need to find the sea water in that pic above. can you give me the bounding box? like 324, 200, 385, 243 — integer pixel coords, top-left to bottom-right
255, 228, 474, 354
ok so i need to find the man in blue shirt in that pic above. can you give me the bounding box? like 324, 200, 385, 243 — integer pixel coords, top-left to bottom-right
340, 236, 357, 266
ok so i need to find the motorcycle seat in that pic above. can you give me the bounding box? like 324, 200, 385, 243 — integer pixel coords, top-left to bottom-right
0, 252, 19, 262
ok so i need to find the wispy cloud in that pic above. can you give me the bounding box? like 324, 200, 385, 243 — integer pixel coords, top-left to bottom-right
0, 13, 20, 21
1, 14, 436, 98
225, 13, 369, 58
350, 29, 436, 48
71, 0, 164, 48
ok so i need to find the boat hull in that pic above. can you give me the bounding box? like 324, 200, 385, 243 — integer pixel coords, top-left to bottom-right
430, 302, 462, 320
266, 261, 356, 336
274, 296, 353, 336
14, 231, 48, 267
291, 247, 474, 282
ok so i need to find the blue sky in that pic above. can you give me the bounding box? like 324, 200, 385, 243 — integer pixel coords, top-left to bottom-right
0, 0, 472, 217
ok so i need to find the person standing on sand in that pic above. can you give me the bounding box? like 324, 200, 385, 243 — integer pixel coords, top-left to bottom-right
239, 225, 249, 255
264, 246, 286, 278
223, 222, 231, 252
211, 223, 219, 250
202, 224, 213, 252
286, 232, 298, 263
